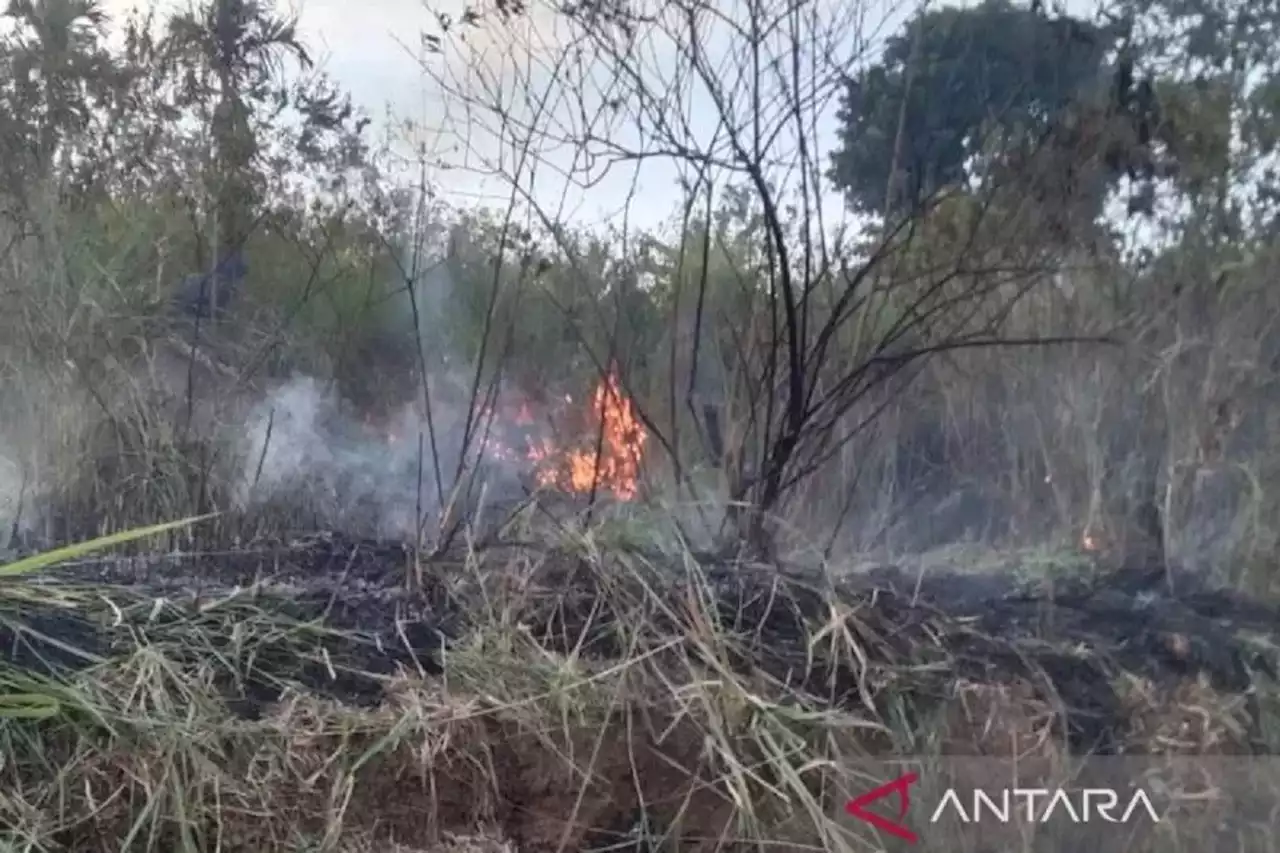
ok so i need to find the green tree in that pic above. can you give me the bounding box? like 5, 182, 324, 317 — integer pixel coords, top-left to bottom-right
163, 0, 312, 263
828, 0, 1118, 217
1, 0, 115, 190
1115, 0, 1280, 241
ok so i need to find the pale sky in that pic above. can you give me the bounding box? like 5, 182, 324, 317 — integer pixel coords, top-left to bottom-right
98, 0, 1098, 235
87, 0, 901, 234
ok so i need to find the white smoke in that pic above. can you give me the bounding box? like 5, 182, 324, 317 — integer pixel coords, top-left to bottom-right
234, 374, 528, 539
0, 442, 24, 547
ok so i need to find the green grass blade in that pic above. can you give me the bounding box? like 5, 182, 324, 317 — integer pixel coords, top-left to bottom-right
0, 514, 219, 578
0, 692, 61, 720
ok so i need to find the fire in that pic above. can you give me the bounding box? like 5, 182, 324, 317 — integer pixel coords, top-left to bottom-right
363, 371, 648, 501
526, 371, 647, 500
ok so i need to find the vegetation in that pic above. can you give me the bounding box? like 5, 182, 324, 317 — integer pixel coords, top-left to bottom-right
1, 0, 1280, 849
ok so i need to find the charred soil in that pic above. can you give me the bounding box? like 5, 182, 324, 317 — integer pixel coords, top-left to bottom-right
2, 531, 1280, 852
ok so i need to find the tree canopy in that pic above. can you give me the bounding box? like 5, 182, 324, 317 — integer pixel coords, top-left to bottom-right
828, 0, 1121, 217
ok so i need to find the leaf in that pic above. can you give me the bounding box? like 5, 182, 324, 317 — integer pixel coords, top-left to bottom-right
0, 514, 217, 578
0, 692, 61, 719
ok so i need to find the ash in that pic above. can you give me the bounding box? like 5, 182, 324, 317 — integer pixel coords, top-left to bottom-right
5, 527, 1280, 749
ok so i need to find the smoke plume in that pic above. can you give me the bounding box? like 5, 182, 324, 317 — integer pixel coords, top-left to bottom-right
233, 373, 532, 540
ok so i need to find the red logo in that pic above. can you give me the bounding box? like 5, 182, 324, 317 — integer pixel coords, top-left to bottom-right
846, 771, 920, 843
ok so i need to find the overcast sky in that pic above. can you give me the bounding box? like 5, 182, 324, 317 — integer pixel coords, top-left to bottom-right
300, 0, 889, 235
98, 0, 1097, 235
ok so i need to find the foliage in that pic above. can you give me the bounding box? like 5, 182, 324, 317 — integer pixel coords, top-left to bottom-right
0, 0, 1278, 569
828, 0, 1115, 216
4, 2, 1280, 844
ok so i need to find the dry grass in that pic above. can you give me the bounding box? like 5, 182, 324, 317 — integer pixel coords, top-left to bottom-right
1, 3, 1279, 849
0, 521, 1278, 853
0, 91, 1276, 853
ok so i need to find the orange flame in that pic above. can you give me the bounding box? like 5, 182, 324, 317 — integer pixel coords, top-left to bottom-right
527, 371, 647, 500
365, 371, 648, 501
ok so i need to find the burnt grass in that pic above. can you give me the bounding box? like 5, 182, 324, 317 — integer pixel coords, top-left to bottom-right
6, 528, 1280, 753
7, 527, 1280, 845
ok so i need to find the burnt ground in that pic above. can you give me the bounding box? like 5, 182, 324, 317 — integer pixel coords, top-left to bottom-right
5, 530, 1279, 751
5, 531, 1280, 852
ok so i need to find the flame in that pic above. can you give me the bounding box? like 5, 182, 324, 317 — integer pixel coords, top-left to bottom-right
527, 371, 647, 500
362, 371, 647, 501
